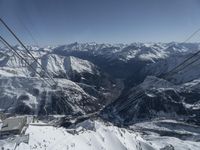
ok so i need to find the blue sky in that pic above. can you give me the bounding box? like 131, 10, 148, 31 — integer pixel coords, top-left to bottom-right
0, 0, 200, 46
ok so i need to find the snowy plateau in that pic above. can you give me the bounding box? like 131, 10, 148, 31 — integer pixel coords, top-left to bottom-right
0, 42, 200, 149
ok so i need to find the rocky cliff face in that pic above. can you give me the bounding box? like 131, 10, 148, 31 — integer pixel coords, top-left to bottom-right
103, 76, 200, 125
0, 46, 123, 116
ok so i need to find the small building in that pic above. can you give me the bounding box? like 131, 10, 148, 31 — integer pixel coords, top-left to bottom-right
0, 116, 27, 136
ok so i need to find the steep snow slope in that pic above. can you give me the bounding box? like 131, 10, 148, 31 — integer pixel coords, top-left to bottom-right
0, 43, 200, 149
1, 43, 200, 117
0, 50, 120, 91
143, 53, 200, 84
131, 119, 200, 149
34, 54, 100, 78
2, 42, 198, 81
0, 49, 123, 115
1, 119, 200, 150
0, 76, 102, 115
52, 42, 200, 85
0, 51, 99, 78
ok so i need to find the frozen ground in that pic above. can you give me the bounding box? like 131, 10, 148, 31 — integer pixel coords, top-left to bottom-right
0, 119, 199, 150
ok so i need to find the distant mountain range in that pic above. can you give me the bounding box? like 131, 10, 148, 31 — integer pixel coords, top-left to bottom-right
0, 42, 200, 125
1, 42, 200, 149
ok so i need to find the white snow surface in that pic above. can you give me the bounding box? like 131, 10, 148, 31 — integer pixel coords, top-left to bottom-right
0, 119, 199, 150
0, 49, 99, 78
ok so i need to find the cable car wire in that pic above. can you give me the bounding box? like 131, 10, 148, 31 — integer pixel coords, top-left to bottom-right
0, 18, 57, 85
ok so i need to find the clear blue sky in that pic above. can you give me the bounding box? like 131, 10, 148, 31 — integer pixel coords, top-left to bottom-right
0, 0, 200, 46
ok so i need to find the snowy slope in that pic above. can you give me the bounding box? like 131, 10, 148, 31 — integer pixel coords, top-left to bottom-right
0, 50, 122, 115
0, 51, 99, 78
1, 119, 199, 150
2, 42, 199, 81
104, 76, 200, 125
51, 42, 200, 83
0, 76, 103, 115
0, 43, 200, 149
53, 42, 200, 62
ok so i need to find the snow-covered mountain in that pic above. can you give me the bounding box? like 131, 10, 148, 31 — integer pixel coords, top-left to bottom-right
0, 46, 123, 116
52, 42, 200, 86
1, 119, 200, 150
53, 42, 200, 62
103, 76, 200, 126
0, 76, 104, 115
0, 42, 200, 149
1, 42, 200, 117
